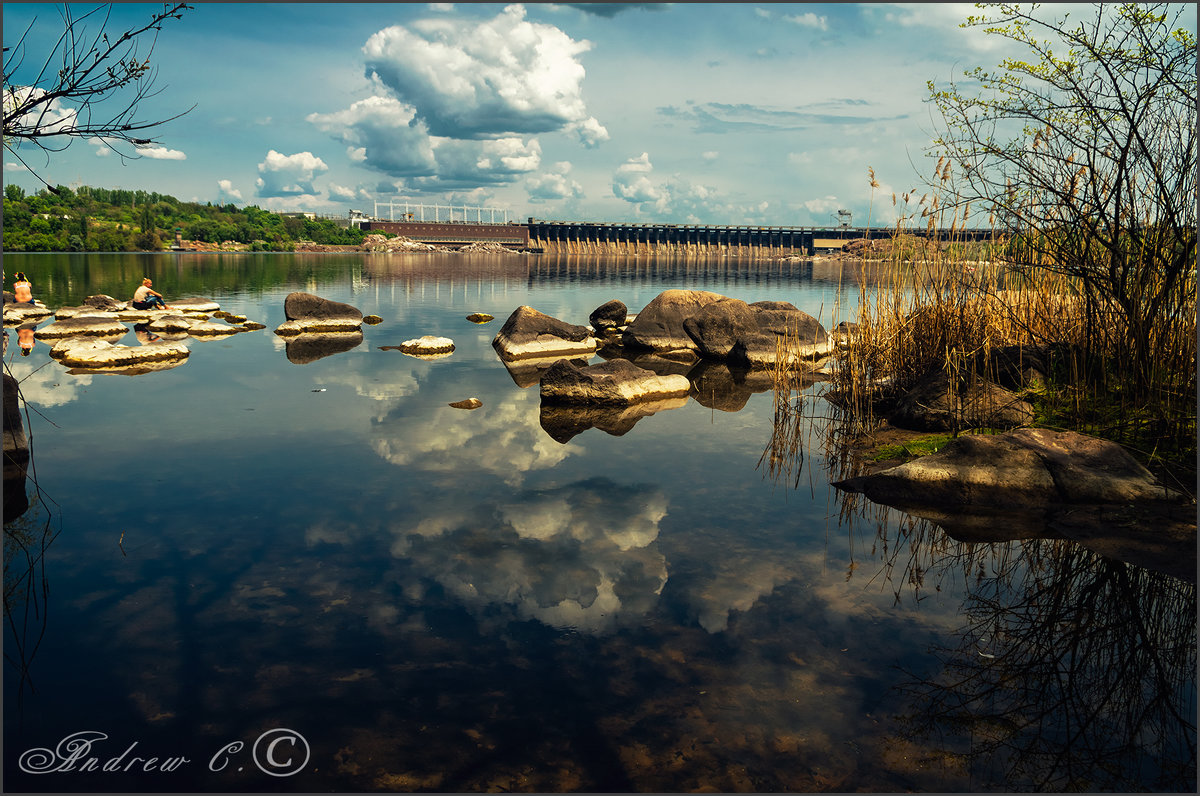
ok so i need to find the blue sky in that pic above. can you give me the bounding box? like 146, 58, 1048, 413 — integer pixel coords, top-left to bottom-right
5, 2, 1183, 227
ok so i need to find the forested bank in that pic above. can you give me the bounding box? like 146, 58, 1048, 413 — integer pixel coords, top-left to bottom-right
2, 184, 365, 252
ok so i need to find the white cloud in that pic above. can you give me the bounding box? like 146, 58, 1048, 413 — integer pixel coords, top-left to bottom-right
135, 144, 186, 161
362, 4, 600, 139
526, 161, 584, 202
254, 150, 329, 197
783, 11, 828, 31
217, 179, 243, 200
701, 151, 719, 161
613, 152, 662, 204
3, 86, 77, 136
308, 96, 437, 177
326, 183, 376, 204
565, 116, 610, 149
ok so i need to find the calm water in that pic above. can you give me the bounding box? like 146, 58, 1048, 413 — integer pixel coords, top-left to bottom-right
3, 252, 1195, 793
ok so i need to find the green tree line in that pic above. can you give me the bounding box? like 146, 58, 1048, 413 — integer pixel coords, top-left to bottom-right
2, 184, 369, 252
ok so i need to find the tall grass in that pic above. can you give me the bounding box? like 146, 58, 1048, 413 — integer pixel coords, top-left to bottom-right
776, 167, 1197, 488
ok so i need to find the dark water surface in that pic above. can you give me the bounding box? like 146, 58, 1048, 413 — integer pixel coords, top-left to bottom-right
3, 252, 1195, 792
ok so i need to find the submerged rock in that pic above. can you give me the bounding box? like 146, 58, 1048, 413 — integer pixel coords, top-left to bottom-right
491, 305, 597, 362
466, 313, 495, 324
540, 358, 691, 406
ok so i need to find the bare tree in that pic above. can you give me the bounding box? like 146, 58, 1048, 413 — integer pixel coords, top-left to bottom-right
2, 2, 193, 190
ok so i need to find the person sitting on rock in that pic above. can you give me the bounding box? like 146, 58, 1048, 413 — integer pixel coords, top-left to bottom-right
131, 277, 171, 310
11, 272, 34, 305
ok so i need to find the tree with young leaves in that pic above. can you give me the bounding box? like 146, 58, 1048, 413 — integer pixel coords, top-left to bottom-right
927, 4, 1196, 410
2, 3, 193, 190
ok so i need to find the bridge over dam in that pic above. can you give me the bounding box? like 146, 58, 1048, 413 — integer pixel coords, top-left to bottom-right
359, 216, 996, 256
528, 220, 996, 256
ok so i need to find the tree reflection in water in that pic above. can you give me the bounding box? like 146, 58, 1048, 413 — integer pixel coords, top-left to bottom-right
760, 397, 1198, 791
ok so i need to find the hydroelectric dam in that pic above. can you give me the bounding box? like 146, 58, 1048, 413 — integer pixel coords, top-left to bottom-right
354, 201, 994, 255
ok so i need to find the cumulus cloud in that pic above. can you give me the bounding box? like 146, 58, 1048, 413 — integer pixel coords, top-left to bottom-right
255, 150, 328, 197
419, 136, 542, 188
361, 4, 599, 139
308, 96, 436, 177
327, 183, 373, 203
565, 116, 610, 148
217, 179, 243, 201
4, 86, 77, 136
526, 161, 584, 203
612, 152, 662, 204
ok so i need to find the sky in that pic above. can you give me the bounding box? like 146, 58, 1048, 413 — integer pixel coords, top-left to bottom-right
4, 2, 1189, 227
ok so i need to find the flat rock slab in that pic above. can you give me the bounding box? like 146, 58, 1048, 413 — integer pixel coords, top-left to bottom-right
540, 358, 691, 406
35, 316, 129, 339
49, 338, 190, 368
398, 335, 455, 355
3, 303, 53, 325
833, 427, 1189, 509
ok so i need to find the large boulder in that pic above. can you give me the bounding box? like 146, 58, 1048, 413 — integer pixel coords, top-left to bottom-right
832, 428, 1188, 510
276, 292, 363, 334
622, 289, 726, 353
680, 298, 831, 368
887, 371, 1035, 431
491, 305, 598, 362
540, 358, 691, 406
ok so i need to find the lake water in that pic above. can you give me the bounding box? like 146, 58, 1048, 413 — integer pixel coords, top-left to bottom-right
3, 252, 1195, 793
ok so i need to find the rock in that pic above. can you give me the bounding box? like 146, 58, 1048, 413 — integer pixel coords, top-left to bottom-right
146, 314, 203, 333
82, 294, 125, 311
539, 396, 689, 443
466, 313, 495, 324
185, 321, 243, 337
887, 371, 1035, 431
499, 355, 591, 388
540, 358, 691, 406
449, 398, 483, 410
491, 305, 598, 362
397, 335, 455, 356
48, 337, 190, 368
589, 300, 628, 333
832, 428, 1189, 510
165, 298, 221, 313
280, 292, 363, 333
622, 289, 726, 353
3, 302, 53, 325
363, 314, 383, 325
34, 316, 128, 340
241, 321, 267, 331
682, 297, 759, 359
